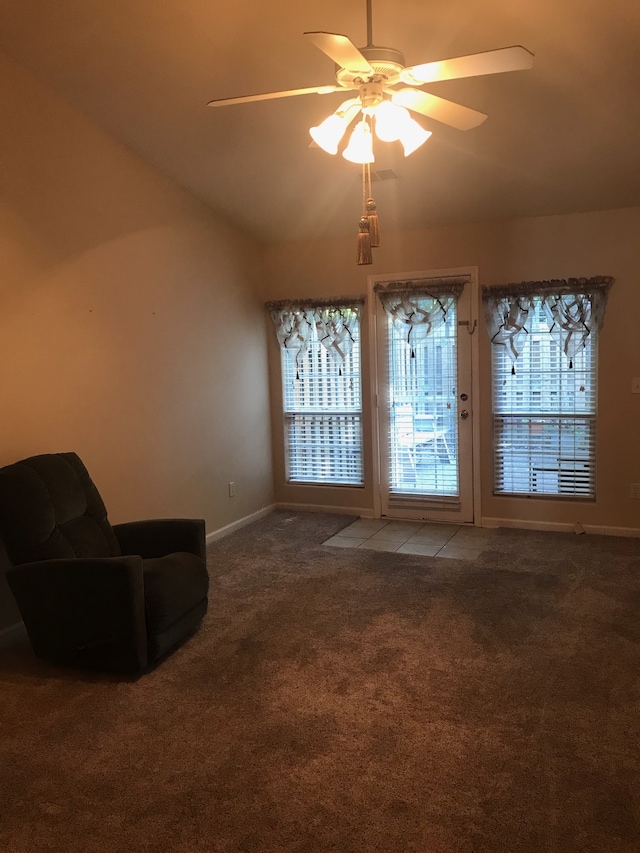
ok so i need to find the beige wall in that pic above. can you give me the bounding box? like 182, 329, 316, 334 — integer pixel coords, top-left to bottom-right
0, 55, 273, 630
264, 207, 640, 534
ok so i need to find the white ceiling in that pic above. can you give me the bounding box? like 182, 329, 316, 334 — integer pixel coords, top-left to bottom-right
1, 0, 639, 245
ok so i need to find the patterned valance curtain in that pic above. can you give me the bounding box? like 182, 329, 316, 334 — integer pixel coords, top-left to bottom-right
482, 276, 613, 368
374, 277, 467, 356
266, 298, 364, 376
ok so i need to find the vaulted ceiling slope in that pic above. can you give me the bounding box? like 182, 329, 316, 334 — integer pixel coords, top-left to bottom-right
1, 0, 639, 244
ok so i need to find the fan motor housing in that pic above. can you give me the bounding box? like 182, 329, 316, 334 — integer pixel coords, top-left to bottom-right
336, 45, 406, 87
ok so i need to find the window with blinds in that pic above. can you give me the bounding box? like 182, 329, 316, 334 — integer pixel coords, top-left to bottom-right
492, 300, 598, 498
281, 316, 363, 485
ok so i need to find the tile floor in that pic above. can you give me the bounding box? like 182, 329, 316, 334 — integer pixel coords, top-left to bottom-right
324, 518, 495, 559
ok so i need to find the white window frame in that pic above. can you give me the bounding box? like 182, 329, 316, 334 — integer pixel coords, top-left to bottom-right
279, 308, 363, 487
491, 297, 598, 499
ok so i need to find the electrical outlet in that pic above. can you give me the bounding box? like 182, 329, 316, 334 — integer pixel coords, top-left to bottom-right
631, 483, 640, 501
228, 481, 235, 497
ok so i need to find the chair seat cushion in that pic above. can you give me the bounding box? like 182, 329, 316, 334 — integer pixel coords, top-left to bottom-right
142, 552, 209, 637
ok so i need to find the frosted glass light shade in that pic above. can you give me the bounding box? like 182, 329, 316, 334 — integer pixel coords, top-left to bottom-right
342, 120, 375, 164
310, 115, 351, 154
398, 117, 432, 156
309, 99, 361, 155
374, 101, 409, 142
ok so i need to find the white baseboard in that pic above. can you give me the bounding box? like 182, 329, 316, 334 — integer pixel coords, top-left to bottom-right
585, 525, 640, 538
481, 516, 640, 538
205, 505, 276, 544
0, 620, 26, 648
205, 506, 640, 540
274, 502, 374, 519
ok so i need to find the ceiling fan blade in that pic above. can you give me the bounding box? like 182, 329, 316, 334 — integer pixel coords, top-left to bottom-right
207, 84, 344, 107
392, 88, 488, 131
400, 45, 534, 86
304, 31, 373, 76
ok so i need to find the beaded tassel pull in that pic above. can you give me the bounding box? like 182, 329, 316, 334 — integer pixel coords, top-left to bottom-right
357, 216, 372, 265
366, 197, 380, 247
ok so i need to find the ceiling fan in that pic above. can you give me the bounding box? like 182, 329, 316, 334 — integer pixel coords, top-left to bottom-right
207, 0, 534, 146
207, 0, 533, 264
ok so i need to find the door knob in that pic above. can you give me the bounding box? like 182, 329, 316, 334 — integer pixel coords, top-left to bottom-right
460, 409, 469, 420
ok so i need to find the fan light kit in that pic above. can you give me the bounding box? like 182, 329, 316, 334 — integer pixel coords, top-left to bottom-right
208, 0, 534, 264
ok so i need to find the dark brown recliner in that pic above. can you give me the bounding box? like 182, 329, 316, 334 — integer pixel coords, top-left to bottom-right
0, 452, 209, 674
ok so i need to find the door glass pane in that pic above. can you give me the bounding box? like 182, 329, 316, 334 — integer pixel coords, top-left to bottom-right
387, 300, 459, 497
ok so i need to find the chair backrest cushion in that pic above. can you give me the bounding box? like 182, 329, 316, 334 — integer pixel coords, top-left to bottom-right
0, 452, 121, 565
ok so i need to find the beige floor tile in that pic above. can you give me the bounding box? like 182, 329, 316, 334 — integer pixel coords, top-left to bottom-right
384, 520, 426, 529
370, 521, 424, 541
397, 542, 440, 557
420, 523, 462, 536
405, 526, 460, 546
324, 535, 368, 548
340, 520, 388, 537
358, 539, 401, 552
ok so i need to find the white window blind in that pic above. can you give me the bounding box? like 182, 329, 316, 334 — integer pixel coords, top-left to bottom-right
492, 300, 598, 498
281, 313, 363, 485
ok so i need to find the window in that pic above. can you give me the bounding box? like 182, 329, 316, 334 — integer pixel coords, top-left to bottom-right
492, 300, 597, 497
269, 301, 363, 486
483, 278, 612, 499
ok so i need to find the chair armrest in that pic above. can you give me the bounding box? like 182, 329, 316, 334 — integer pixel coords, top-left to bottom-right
6, 556, 147, 673
113, 518, 206, 561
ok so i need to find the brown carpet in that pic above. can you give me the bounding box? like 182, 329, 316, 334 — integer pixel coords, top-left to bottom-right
1, 510, 639, 852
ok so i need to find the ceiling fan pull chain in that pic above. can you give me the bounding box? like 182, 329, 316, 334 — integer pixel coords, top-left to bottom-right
357, 163, 373, 265
365, 162, 381, 248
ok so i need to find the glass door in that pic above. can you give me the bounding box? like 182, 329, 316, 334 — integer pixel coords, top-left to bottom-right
371, 270, 476, 523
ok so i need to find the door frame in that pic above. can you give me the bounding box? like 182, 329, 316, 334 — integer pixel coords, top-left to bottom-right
367, 266, 482, 524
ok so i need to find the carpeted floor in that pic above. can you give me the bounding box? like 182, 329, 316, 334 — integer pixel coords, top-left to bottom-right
1, 510, 639, 852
